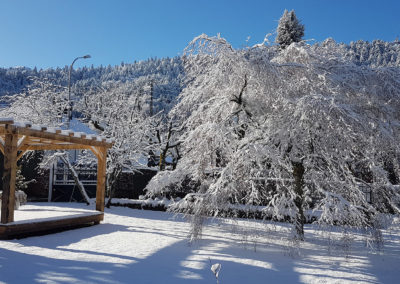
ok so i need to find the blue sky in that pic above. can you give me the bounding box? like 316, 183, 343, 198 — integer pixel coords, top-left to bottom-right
0, 0, 398, 69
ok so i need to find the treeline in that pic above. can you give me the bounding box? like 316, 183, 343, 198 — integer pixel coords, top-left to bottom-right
1, 40, 400, 99
0, 57, 184, 113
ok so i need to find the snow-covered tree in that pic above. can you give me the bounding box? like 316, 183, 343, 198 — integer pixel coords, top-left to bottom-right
146, 34, 400, 241
15, 166, 32, 192
0, 77, 99, 203
0, 66, 180, 206
77, 81, 155, 207
0, 57, 184, 113
276, 9, 305, 49
0, 76, 67, 127
147, 117, 182, 171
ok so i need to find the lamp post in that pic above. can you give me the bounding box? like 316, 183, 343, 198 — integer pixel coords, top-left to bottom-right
67, 54, 91, 127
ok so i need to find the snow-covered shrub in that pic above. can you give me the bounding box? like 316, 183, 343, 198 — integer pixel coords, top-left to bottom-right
0, 190, 27, 210
15, 190, 27, 209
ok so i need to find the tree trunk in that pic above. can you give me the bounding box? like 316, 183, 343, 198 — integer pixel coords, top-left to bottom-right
292, 161, 305, 240
60, 155, 91, 205
105, 166, 121, 208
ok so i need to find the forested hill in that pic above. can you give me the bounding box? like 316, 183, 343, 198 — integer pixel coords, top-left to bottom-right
1, 39, 399, 100
0, 39, 399, 118
0, 56, 184, 112
346, 39, 400, 67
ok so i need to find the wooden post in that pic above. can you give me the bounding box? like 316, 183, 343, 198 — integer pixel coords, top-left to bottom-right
1, 129, 18, 224
95, 147, 107, 212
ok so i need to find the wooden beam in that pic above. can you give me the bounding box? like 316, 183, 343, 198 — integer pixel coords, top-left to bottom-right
96, 147, 107, 212
1, 131, 18, 224
17, 135, 27, 150
0, 119, 14, 125
90, 146, 102, 160
0, 212, 104, 239
0, 136, 4, 154
17, 149, 29, 161
14, 127, 113, 148
25, 144, 92, 151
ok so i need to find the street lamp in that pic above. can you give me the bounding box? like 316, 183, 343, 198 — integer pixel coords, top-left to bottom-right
67, 54, 91, 126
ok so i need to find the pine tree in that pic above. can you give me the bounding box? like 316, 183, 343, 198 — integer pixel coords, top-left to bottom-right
276, 9, 305, 49
16, 166, 29, 191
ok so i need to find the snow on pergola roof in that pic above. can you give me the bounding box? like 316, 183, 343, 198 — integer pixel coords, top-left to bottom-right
0, 118, 113, 158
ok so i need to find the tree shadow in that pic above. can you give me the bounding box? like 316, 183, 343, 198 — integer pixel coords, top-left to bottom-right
1, 207, 399, 283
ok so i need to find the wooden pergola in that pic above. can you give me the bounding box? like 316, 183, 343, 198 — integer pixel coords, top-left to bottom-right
0, 119, 113, 239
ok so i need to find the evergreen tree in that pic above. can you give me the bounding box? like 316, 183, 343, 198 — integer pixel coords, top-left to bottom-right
16, 166, 29, 192
276, 9, 305, 49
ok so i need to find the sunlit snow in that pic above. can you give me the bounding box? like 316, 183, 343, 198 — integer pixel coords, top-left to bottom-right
1, 203, 399, 283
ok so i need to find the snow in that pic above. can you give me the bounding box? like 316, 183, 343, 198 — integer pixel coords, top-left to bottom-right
110, 197, 322, 222
73, 132, 84, 138
30, 124, 44, 131
46, 127, 61, 134
60, 130, 73, 136
11, 121, 26, 127
111, 197, 174, 208
9, 204, 96, 223
1, 202, 399, 283
0, 117, 14, 123
210, 262, 221, 278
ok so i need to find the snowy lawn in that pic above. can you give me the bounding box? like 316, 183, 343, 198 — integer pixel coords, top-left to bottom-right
1, 203, 399, 284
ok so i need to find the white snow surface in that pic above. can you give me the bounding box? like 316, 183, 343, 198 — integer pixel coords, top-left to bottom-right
69, 118, 97, 135
0, 118, 14, 122
1, 202, 399, 284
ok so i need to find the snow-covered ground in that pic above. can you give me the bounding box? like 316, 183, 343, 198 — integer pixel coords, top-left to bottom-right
1, 203, 399, 284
